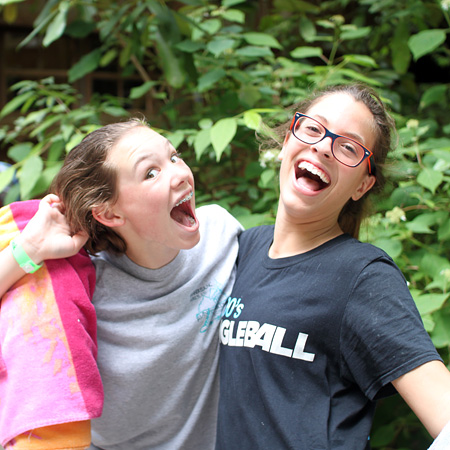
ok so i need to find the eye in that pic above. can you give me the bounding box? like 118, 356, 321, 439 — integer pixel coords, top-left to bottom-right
299, 119, 323, 136
146, 168, 160, 179
171, 152, 182, 163
337, 140, 358, 156
306, 125, 321, 134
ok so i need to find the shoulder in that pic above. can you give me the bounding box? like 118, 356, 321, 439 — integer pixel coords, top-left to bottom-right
238, 225, 273, 258
241, 225, 273, 242
196, 204, 244, 233
333, 235, 399, 272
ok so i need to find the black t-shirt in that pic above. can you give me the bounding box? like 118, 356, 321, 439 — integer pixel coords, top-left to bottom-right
217, 226, 441, 450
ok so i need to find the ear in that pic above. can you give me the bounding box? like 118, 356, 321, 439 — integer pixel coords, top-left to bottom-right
278, 131, 291, 161
352, 174, 376, 201
92, 204, 125, 228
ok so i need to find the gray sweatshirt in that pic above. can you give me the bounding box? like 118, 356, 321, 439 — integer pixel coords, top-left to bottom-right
88, 205, 242, 450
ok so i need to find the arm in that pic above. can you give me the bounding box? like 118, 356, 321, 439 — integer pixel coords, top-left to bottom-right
392, 360, 450, 438
428, 419, 450, 449
0, 194, 88, 297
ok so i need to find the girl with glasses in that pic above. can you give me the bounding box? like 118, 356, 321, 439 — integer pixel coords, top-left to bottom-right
217, 84, 450, 449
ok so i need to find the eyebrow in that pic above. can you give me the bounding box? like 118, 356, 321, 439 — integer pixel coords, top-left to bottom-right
132, 141, 174, 171
314, 114, 366, 145
133, 153, 156, 171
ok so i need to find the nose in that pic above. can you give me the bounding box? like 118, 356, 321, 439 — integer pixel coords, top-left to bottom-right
312, 136, 333, 159
170, 161, 193, 189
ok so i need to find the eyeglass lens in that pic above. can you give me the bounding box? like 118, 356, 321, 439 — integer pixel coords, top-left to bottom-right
293, 116, 366, 167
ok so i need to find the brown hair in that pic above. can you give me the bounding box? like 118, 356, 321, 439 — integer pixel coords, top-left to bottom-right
261, 83, 396, 238
50, 118, 149, 255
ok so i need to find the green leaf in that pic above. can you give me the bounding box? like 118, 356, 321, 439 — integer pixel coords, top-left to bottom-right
438, 218, 450, 241
2, 183, 20, 205
408, 29, 447, 61
210, 117, 237, 161
413, 293, 449, 316
372, 238, 402, 259
391, 20, 411, 74
20, 109, 49, 127
342, 54, 377, 68
422, 314, 435, 333
39, 164, 63, 189
243, 110, 262, 130
66, 133, 84, 152
61, 124, 75, 142
222, 0, 246, 6
221, 9, 245, 23
420, 85, 447, 109
207, 38, 235, 57
299, 16, 316, 42
405, 214, 435, 234
166, 130, 185, 149
102, 106, 128, 117
0, 0, 25, 4
194, 128, 211, 159
235, 46, 273, 58
239, 86, 261, 107
0, 91, 36, 118
290, 46, 323, 59
417, 167, 443, 193
30, 115, 61, 138
154, 29, 186, 89
175, 40, 204, 53
68, 49, 102, 82
7, 142, 33, 162
100, 49, 118, 67
18, 155, 44, 199
130, 81, 157, 99
65, 20, 95, 38
431, 308, 450, 348
421, 253, 450, 279
259, 169, 276, 188
243, 32, 282, 49
197, 68, 227, 92
236, 212, 271, 229
43, 1, 69, 47
17, 8, 55, 49
340, 26, 371, 41
200, 19, 221, 35
0, 166, 16, 194
198, 118, 213, 129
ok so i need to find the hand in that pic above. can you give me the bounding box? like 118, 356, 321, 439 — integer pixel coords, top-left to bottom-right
17, 194, 89, 264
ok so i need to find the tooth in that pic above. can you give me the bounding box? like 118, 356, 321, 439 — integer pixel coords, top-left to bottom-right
175, 191, 193, 207
188, 216, 195, 225
298, 162, 329, 184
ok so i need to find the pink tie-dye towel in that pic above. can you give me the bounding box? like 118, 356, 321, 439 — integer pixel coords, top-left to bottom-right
0, 200, 103, 447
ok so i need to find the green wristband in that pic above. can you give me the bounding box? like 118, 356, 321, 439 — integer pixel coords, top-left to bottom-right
10, 237, 43, 274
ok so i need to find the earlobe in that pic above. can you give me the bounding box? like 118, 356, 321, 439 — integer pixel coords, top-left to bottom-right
352, 175, 376, 201
92, 204, 125, 228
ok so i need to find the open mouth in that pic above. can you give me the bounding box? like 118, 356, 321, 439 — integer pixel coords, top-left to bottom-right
295, 161, 330, 192
170, 191, 196, 227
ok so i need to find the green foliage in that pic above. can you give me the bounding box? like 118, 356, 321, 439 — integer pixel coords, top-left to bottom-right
1, 0, 450, 447
0, 77, 128, 201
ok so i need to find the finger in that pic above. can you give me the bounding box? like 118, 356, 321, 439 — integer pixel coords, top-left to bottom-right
40, 194, 60, 207
40, 194, 65, 214
71, 231, 89, 250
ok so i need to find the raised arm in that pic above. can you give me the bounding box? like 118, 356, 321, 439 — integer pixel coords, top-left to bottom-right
0, 194, 88, 297
393, 359, 450, 439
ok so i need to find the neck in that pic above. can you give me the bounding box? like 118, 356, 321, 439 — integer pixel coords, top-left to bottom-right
269, 212, 343, 259
125, 240, 180, 269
